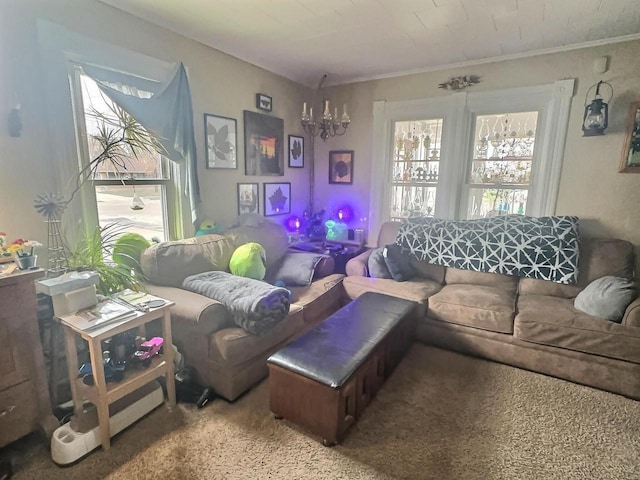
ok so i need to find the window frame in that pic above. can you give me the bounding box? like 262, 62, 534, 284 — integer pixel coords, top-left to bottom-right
68, 64, 180, 241
370, 79, 575, 238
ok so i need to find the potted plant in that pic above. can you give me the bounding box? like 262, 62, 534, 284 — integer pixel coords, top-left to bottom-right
6, 238, 42, 270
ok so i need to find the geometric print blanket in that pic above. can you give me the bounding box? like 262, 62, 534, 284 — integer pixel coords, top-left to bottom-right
396, 215, 580, 284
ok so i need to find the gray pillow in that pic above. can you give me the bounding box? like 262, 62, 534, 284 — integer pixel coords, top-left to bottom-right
368, 248, 392, 279
383, 244, 415, 282
574, 276, 636, 323
271, 252, 324, 287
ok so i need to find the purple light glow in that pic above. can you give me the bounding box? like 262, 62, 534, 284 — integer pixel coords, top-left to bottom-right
284, 215, 302, 232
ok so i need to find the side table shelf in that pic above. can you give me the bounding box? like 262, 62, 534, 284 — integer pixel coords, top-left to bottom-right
58, 298, 175, 451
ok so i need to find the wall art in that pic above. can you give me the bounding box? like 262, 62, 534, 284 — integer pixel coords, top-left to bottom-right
244, 111, 284, 176
288, 135, 304, 168
328, 150, 354, 184
237, 182, 259, 215
263, 182, 291, 216
204, 113, 237, 169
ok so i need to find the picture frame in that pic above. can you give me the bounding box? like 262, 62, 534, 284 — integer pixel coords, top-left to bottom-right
256, 93, 272, 112
328, 150, 354, 184
288, 135, 304, 168
237, 182, 259, 215
619, 100, 640, 173
204, 113, 237, 169
244, 110, 284, 176
263, 182, 291, 216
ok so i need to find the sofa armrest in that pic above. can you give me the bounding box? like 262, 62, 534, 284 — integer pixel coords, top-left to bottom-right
622, 297, 640, 328
345, 249, 374, 277
145, 284, 234, 334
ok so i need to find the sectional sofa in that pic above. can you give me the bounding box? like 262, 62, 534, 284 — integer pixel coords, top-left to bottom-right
139, 219, 344, 401
344, 221, 640, 400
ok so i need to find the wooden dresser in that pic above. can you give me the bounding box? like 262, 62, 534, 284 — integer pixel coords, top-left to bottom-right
0, 269, 56, 447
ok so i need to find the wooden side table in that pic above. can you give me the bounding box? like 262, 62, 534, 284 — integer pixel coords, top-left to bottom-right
59, 299, 175, 451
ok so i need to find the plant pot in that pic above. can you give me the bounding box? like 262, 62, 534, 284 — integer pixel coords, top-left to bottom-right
16, 255, 37, 270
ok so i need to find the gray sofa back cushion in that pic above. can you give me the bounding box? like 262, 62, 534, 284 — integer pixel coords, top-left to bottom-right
574, 276, 636, 323
140, 234, 235, 287
224, 220, 289, 271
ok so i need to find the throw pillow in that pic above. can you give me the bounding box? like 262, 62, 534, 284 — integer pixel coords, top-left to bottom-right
229, 242, 266, 280
368, 248, 392, 279
271, 252, 324, 287
383, 244, 415, 282
574, 276, 636, 323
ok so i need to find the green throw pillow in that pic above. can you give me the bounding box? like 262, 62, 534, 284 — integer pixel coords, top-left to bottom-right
229, 242, 266, 280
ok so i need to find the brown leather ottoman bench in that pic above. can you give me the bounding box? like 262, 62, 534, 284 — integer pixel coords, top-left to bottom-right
267, 292, 417, 446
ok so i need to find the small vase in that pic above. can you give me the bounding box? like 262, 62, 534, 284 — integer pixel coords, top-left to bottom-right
16, 255, 37, 270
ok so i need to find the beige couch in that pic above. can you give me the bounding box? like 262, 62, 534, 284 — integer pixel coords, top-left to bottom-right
344, 221, 640, 400
140, 220, 344, 401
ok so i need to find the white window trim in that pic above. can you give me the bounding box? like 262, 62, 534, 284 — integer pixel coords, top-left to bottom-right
370, 79, 575, 240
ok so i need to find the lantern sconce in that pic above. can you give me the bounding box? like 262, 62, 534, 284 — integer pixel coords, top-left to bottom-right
582, 80, 613, 137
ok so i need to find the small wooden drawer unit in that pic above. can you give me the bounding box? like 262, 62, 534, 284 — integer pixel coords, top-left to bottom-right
267, 292, 416, 446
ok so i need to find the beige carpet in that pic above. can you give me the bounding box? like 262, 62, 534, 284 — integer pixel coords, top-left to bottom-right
8, 344, 640, 480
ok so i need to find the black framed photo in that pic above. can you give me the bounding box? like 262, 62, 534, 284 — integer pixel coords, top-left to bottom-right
256, 93, 272, 112
244, 110, 284, 176
288, 135, 304, 168
263, 182, 291, 216
204, 113, 237, 169
328, 150, 354, 184
237, 183, 259, 215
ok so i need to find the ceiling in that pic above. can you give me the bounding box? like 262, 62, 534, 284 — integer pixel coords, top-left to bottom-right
100, 0, 640, 87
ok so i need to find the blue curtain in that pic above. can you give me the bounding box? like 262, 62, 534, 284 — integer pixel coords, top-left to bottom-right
81, 62, 200, 228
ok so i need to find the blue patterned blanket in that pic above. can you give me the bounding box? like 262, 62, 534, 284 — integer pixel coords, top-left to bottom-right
396, 215, 580, 284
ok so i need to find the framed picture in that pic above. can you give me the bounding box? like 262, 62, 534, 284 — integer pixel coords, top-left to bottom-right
328, 150, 354, 184
244, 110, 284, 176
237, 183, 259, 215
263, 182, 291, 216
288, 135, 304, 168
256, 93, 272, 112
204, 113, 237, 169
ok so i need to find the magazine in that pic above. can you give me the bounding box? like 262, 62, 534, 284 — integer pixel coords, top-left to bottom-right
60, 299, 138, 332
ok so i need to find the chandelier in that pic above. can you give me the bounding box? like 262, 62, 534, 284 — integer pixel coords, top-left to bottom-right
301, 75, 351, 140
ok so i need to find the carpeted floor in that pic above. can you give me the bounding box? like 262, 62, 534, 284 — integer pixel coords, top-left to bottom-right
6, 344, 640, 480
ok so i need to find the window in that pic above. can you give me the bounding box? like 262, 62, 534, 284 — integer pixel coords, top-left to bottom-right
370, 80, 574, 238
72, 68, 176, 241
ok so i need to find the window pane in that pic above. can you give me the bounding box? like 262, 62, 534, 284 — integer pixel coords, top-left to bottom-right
95, 185, 167, 241
467, 188, 529, 219
390, 119, 443, 221
466, 111, 537, 218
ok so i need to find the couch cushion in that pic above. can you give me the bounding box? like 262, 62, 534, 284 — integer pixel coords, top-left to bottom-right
427, 284, 516, 334
409, 258, 446, 284
342, 275, 441, 306
225, 220, 289, 270
368, 248, 392, 279
518, 237, 635, 297
268, 252, 324, 286
383, 244, 415, 281
445, 268, 517, 293
515, 295, 640, 364
574, 276, 636, 323
140, 234, 235, 287
209, 305, 304, 366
